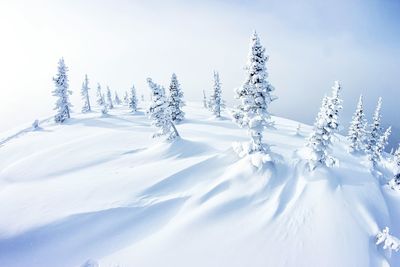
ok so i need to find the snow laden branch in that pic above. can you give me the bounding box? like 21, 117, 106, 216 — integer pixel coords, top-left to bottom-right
52, 58, 72, 123
232, 31, 276, 156
376, 227, 400, 253
305, 81, 342, 170
147, 78, 179, 141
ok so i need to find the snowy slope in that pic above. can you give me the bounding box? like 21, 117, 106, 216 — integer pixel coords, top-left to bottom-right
0, 102, 399, 267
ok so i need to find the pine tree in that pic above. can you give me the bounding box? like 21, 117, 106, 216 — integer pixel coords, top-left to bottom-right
81, 74, 91, 113
232, 32, 276, 154
129, 84, 138, 113
168, 73, 185, 123
306, 82, 343, 170
106, 86, 114, 109
123, 91, 129, 105
347, 95, 367, 153
366, 97, 383, 165
96, 83, 107, 114
114, 91, 122, 105
147, 78, 179, 140
208, 71, 224, 118
202, 89, 207, 108
52, 58, 72, 123
395, 145, 400, 170
374, 126, 391, 160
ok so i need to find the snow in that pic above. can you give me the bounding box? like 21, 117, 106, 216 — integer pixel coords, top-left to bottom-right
0, 102, 399, 267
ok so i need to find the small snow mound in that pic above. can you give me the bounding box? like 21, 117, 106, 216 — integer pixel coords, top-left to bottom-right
149, 138, 216, 159
376, 227, 400, 252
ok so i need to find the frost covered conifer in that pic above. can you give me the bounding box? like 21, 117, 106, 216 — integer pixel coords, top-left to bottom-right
106, 86, 114, 109
81, 74, 91, 113
52, 58, 72, 123
366, 97, 383, 164
202, 89, 207, 108
306, 81, 343, 170
208, 71, 224, 118
168, 73, 185, 123
114, 91, 122, 105
347, 95, 367, 153
96, 84, 107, 115
129, 84, 138, 113
147, 78, 179, 140
123, 91, 129, 105
374, 126, 391, 159
394, 145, 400, 170
232, 32, 276, 154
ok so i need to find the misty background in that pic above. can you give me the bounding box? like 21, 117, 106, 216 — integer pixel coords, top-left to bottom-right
0, 0, 399, 149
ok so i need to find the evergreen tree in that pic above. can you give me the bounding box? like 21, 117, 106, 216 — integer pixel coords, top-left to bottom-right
395, 145, 400, 170
52, 58, 72, 123
347, 95, 367, 153
168, 73, 185, 123
208, 71, 224, 118
306, 82, 343, 170
123, 91, 129, 105
203, 89, 207, 108
114, 91, 122, 105
147, 78, 179, 140
81, 74, 91, 113
232, 32, 276, 153
373, 126, 391, 161
96, 83, 104, 106
129, 84, 138, 113
366, 97, 383, 164
106, 86, 114, 109
96, 83, 107, 114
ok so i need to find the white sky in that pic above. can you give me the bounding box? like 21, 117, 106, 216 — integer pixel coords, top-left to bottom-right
0, 0, 399, 147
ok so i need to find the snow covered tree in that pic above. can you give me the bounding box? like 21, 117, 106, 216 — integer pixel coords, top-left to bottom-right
202, 89, 207, 108
394, 145, 400, 170
52, 58, 72, 123
168, 73, 185, 123
123, 91, 129, 105
81, 74, 91, 113
114, 91, 122, 105
347, 95, 367, 153
306, 81, 343, 170
366, 97, 383, 165
208, 71, 224, 118
128, 84, 138, 113
147, 78, 179, 140
376, 227, 400, 252
232, 32, 276, 154
106, 86, 114, 109
96, 84, 107, 115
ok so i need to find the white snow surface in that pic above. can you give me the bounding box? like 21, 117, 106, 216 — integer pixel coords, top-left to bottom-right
0, 102, 399, 267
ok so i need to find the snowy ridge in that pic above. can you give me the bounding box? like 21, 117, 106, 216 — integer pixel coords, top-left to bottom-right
0, 103, 399, 267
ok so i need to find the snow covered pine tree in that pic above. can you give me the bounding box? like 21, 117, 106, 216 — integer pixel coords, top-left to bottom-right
232, 32, 276, 155
306, 81, 343, 170
129, 84, 138, 113
81, 74, 91, 113
208, 71, 224, 118
114, 91, 122, 105
96, 84, 108, 115
106, 86, 114, 109
168, 73, 185, 123
123, 91, 129, 105
202, 89, 208, 109
366, 97, 384, 166
147, 78, 179, 140
347, 95, 367, 153
52, 58, 72, 123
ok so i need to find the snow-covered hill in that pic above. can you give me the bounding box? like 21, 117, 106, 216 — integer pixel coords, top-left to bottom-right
0, 103, 399, 267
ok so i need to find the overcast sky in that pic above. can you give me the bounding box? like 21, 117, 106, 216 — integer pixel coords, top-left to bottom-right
0, 0, 399, 148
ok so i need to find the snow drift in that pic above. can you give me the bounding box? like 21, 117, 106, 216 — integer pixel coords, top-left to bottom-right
0, 103, 399, 267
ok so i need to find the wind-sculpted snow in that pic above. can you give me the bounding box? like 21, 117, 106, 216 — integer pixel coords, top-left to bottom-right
0, 103, 399, 267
